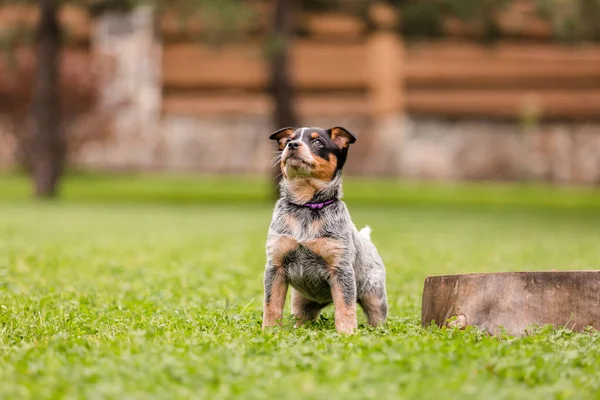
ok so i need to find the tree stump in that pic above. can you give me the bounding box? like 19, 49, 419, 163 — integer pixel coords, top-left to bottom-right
421, 271, 600, 336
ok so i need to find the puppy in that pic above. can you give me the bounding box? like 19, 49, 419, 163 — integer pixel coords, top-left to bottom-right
262, 126, 387, 334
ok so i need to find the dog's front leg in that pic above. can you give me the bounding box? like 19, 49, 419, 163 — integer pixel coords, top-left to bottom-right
263, 234, 297, 329
304, 238, 357, 334
262, 262, 288, 328
330, 266, 357, 334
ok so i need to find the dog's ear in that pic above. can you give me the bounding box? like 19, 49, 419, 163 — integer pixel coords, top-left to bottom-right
269, 127, 295, 150
328, 127, 356, 150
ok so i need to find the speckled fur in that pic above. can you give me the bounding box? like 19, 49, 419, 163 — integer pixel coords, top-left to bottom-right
262, 127, 388, 334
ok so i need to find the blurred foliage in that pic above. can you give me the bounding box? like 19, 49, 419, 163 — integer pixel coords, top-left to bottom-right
0, 24, 33, 68
150, 0, 256, 47
2, 0, 599, 50
302, 0, 600, 43
301, 0, 368, 15
0, 0, 257, 46
443, 0, 512, 43
0, 0, 599, 44
537, 0, 600, 43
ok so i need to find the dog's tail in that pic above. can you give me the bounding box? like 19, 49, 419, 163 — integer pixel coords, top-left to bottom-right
359, 225, 372, 241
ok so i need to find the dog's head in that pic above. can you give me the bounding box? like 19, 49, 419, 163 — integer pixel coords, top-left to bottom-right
270, 127, 356, 181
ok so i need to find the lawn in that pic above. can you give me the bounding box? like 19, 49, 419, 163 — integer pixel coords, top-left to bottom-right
1, 173, 600, 399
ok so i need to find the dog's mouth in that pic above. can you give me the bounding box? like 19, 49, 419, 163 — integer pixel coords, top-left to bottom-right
282, 149, 316, 178
283, 151, 314, 168
286, 155, 312, 167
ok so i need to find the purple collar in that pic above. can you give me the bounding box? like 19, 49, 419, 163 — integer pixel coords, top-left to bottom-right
302, 199, 336, 210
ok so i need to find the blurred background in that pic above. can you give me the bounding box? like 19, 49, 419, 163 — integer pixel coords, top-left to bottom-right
0, 0, 600, 198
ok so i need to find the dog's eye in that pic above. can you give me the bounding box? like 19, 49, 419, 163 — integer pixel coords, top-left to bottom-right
313, 139, 323, 147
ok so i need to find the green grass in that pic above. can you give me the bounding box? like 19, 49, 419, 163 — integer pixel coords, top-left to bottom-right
1, 173, 600, 399
3, 171, 600, 211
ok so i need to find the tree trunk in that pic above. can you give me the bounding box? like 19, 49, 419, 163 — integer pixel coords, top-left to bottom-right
32, 0, 63, 198
421, 271, 600, 336
268, 0, 298, 198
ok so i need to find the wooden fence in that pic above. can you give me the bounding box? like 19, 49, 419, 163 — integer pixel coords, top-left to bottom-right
1, 3, 600, 121
162, 38, 600, 120
161, 2, 600, 121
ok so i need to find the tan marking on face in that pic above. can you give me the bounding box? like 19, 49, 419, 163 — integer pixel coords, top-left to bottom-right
303, 238, 343, 268
330, 127, 352, 149
360, 292, 385, 327
273, 128, 295, 151
267, 235, 299, 267
312, 153, 337, 182
280, 158, 288, 179
331, 280, 357, 334
277, 139, 287, 151
291, 133, 297, 139
262, 269, 288, 328
310, 132, 319, 139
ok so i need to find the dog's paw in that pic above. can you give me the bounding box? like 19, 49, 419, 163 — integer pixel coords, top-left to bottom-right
335, 320, 358, 334
336, 326, 356, 334
262, 320, 283, 330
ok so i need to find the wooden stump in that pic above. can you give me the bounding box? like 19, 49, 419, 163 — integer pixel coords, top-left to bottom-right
421, 271, 600, 336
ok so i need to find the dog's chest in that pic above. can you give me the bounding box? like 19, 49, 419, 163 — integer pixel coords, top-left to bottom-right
284, 247, 333, 303
268, 209, 342, 303
280, 212, 324, 242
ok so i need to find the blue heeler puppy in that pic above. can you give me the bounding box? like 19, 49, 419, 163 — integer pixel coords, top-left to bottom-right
263, 126, 388, 334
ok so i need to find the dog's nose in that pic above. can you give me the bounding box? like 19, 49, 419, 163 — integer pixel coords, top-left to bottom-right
288, 141, 300, 150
